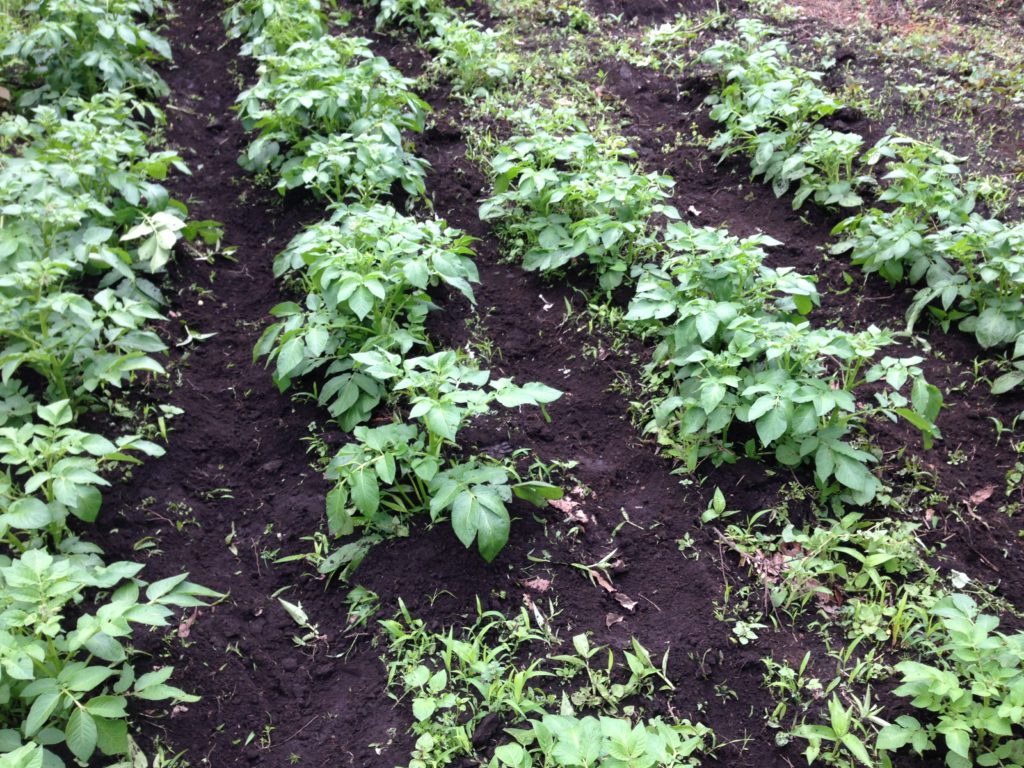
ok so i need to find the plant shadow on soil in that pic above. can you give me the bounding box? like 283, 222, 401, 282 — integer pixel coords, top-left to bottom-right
95, 1, 1023, 767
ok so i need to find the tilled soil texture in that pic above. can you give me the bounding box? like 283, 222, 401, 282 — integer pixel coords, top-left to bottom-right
98, 3, 1024, 768
103, 2, 799, 766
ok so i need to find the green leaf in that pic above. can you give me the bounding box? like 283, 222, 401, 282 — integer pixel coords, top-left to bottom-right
991, 370, 1024, 395
3, 498, 52, 529
945, 729, 970, 759
66, 708, 98, 763
450, 491, 478, 549
74, 485, 102, 524
146, 573, 189, 602
350, 468, 380, 516
840, 733, 872, 767
412, 698, 435, 721
475, 492, 510, 562
975, 308, 1016, 348
513, 481, 563, 507
326, 485, 352, 536
755, 408, 788, 446
494, 381, 563, 408
24, 691, 60, 737
85, 696, 128, 719
276, 337, 305, 379
305, 327, 329, 358
66, 666, 116, 692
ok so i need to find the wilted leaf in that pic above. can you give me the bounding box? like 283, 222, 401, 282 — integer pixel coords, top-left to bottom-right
522, 577, 551, 592
969, 486, 995, 506
613, 593, 637, 612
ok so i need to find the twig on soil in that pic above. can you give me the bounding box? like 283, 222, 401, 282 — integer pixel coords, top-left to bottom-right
278, 716, 321, 748
639, 593, 662, 611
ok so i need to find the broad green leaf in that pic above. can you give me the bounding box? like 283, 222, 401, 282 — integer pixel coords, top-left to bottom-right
3, 498, 52, 529
513, 481, 563, 507
755, 408, 788, 446
66, 667, 116, 692
24, 691, 60, 737
85, 696, 128, 719
475, 492, 510, 562
66, 709, 98, 763
412, 698, 435, 722
350, 468, 380, 516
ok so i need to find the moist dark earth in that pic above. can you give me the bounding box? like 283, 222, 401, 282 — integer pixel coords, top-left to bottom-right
96, 1, 1024, 766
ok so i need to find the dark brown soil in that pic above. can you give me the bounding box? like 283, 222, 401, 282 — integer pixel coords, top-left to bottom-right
90, 1, 1024, 767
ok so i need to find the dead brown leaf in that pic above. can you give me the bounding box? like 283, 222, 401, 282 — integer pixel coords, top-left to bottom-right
605, 613, 624, 629
969, 486, 995, 506
591, 569, 615, 593
522, 577, 551, 593
613, 593, 638, 612
178, 609, 198, 639
548, 496, 591, 524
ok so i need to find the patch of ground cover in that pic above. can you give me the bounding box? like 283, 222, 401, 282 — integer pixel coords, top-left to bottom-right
659, 0, 1024, 214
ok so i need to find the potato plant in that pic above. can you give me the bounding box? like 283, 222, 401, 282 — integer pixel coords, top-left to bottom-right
878, 594, 1024, 768
627, 223, 942, 504
255, 203, 479, 428
0, 399, 164, 550
236, 35, 429, 190
701, 20, 869, 209
325, 350, 561, 560
0, 550, 218, 765
480, 130, 676, 290
0, 0, 172, 104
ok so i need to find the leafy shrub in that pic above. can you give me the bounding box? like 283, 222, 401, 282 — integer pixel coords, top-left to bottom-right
701, 20, 869, 209
237, 36, 428, 181
383, 603, 714, 768
0, 94, 212, 286
493, 715, 712, 768
255, 204, 479, 429
1, 0, 172, 104
0, 399, 163, 549
425, 15, 512, 93
481, 131, 675, 290
276, 120, 429, 202
223, 0, 332, 57
364, 0, 448, 33
878, 594, 1024, 768
0, 550, 217, 765
627, 223, 942, 503
834, 136, 1024, 390
703, 22, 1024, 392
324, 349, 561, 561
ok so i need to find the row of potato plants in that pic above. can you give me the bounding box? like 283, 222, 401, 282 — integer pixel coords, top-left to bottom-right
310, 5, 1024, 768
0, 1, 221, 766
477, 117, 942, 507
330, 5, 728, 767
473, 93, 1011, 768
701, 19, 1024, 394
225, 0, 562, 574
